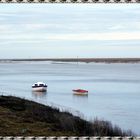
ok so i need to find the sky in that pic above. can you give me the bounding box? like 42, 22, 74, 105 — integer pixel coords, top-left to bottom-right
0, 4, 140, 58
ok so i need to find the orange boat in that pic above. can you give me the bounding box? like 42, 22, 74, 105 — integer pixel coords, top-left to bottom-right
72, 89, 88, 95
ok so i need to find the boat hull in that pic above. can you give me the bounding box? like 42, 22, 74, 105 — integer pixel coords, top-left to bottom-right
73, 91, 88, 95
32, 87, 47, 92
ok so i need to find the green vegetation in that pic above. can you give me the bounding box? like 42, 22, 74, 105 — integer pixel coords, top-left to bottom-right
0, 95, 133, 136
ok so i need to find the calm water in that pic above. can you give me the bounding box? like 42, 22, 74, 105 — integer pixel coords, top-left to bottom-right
0, 61, 140, 134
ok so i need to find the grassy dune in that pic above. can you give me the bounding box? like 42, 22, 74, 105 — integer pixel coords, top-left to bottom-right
0, 95, 133, 136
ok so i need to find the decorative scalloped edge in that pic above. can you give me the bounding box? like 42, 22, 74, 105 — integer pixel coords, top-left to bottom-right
0, 137, 139, 140
0, 0, 140, 2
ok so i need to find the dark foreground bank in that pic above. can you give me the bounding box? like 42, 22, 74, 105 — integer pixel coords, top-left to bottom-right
0, 95, 133, 136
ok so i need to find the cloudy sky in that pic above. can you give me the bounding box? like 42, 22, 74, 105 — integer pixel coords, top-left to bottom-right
0, 4, 140, 58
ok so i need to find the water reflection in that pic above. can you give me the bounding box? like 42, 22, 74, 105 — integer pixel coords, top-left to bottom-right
73, 94, 88, 101
32, 91, 47, 98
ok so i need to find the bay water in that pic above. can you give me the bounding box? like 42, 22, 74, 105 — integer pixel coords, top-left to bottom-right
0, 61, 140, 134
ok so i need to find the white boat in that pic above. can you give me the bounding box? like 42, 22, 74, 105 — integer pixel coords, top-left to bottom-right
32, 82, 47, 92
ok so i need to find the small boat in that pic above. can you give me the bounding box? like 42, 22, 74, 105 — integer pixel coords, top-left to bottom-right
32, 82, 47, 92
72, 89, 88, 95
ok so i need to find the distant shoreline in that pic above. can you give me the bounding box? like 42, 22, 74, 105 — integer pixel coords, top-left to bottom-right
0, 58, 140, 63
